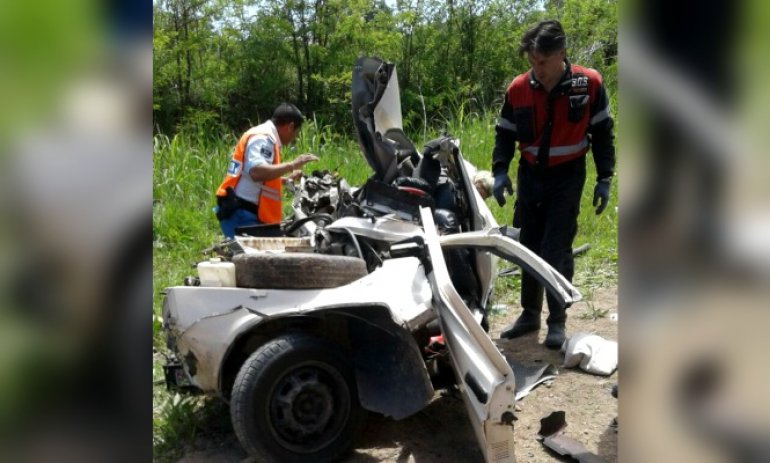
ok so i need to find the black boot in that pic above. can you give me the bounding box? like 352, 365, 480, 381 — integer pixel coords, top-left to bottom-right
544, 297, 568, 349
500, 310, 541, 339
544, 323, 566, 349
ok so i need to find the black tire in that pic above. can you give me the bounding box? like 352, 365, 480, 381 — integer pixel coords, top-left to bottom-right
233, 252, 367, 289
230, 334, 366, 463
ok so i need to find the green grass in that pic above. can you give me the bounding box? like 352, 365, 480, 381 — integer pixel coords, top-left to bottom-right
152, 111, 618, 460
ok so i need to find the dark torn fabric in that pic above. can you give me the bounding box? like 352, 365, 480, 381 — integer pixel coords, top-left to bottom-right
505, 357, 559, 400
538, 411, 607, 463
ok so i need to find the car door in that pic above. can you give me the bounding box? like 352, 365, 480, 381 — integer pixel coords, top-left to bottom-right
420, 207, 581, 463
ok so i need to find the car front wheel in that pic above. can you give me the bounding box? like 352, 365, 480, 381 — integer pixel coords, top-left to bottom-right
230, 333, 366, 463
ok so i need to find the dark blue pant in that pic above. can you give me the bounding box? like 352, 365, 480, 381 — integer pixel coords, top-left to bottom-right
516, 158, 586, 324
216, 207, 259, 238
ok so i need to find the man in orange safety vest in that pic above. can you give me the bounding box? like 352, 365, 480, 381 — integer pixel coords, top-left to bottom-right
215, 103, 317, 238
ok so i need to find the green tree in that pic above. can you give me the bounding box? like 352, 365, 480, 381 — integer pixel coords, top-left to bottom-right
152, 0, 617, 135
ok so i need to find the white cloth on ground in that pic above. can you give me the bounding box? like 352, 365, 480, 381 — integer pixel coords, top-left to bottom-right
561, 332, 617, 376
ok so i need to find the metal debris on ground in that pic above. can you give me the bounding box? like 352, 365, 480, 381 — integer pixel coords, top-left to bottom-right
504, 358, 559, 400
537, 411, 607, 463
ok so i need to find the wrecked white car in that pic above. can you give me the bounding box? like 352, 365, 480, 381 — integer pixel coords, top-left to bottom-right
161, 57, 580, 463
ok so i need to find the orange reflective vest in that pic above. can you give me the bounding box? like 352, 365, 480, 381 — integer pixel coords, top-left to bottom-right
215, 124, 282, 224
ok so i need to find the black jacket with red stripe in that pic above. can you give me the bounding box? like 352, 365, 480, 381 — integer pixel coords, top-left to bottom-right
492, 60, 615, 181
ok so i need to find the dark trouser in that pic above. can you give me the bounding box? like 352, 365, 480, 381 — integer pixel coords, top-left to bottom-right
516, 158, 586, 325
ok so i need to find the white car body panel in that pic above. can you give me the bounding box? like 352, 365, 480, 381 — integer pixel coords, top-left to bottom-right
164, 257, 434, 392
421, 208, 517, 463
440, 230, 582, 307
326, 215, 423, 242
373, 66, 404, 134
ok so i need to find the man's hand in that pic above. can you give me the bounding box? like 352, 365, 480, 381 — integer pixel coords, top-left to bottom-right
492, 173, 513, 207
292, 153, 318, 169
593, 177, 611, 215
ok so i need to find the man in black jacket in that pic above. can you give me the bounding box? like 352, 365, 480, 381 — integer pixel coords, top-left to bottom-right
491, 20, 615, 348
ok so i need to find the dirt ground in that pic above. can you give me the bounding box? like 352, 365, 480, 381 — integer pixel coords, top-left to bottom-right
175, 286, 618, 463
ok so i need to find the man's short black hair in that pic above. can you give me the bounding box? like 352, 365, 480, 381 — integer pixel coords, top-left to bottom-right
271, 103, 305, 127
518, 19, 566, 56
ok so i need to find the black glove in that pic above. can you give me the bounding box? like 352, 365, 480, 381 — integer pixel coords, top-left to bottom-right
593, 177, 611, 215
492, 173, 513, 207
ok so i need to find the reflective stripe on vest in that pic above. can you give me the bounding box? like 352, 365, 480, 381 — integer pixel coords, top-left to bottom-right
215, 124, 283, 224
522, 137, 589, 157
259, 184, 282, 202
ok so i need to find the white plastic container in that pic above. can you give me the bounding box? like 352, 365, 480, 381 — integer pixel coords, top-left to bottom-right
197, 257, 236, 287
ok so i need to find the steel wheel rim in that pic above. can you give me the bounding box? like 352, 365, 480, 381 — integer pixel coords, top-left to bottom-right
267, 360, 351, 453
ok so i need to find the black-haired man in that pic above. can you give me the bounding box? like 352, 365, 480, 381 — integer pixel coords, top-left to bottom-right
491, 20, 615, 348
